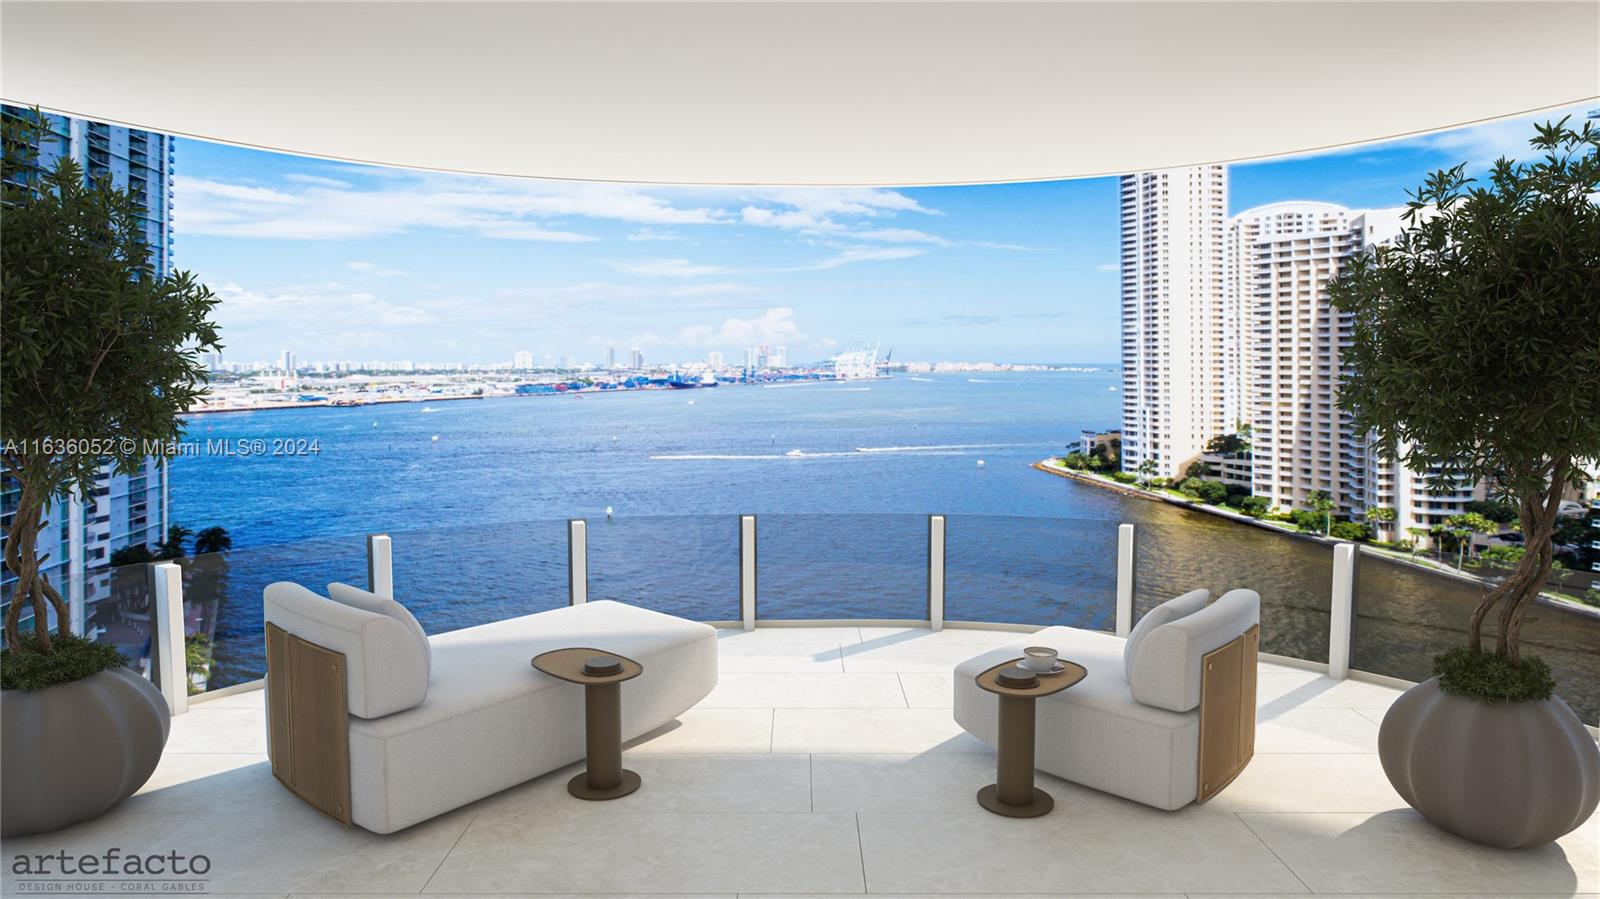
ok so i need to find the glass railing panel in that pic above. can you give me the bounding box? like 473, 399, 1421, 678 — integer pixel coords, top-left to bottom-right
1134, 517, 1332, 663
589, 514, 739, 621
757, 513, 926, 620
1353, 549, 1600, 723
82, 561, 155, 681
388, 518, 569, 634
945, 515, 1117, 630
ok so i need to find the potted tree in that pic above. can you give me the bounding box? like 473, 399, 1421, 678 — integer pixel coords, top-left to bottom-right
1, 109, 221, 836
1330, 117, 1600, 848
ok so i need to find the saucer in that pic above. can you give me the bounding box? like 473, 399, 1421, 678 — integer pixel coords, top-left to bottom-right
1024, 662, 1066, 675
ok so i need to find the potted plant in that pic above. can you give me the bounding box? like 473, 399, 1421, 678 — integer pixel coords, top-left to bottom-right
1, 109, 221, 837
1330, 117, 1600, 848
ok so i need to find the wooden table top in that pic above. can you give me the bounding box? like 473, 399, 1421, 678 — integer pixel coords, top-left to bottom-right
974, 657, 1086, 698
531, 647, 644, 685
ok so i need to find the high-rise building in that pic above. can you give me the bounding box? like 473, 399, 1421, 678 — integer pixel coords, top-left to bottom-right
1119, 165, 1231, 479
769, 346, 788, 368
744, 347, 761, 370
1, 107, 172, 631
513, 350, 534, 369
606, 346, 616, 368
1230, 200, 1480, 537
628, 347, 644, 369
706, 351, 725, 368
279, 349, 296, 373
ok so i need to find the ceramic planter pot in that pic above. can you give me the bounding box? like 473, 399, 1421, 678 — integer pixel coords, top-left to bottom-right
1379, 676, 1600, 848
1, 667, 170, 837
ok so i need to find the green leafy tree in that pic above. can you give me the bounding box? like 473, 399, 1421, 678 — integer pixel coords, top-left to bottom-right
1364, 506, 1397, 537
1404, 526, 1431, 554
1306, 490, 1335, 538
1238, 495, 1271, 518
1328, 117, 1600, 664
1, 109, 222, 653
153, 524, 194, 561
1135, 459, 1157, 488
1466, 500, 1518, 524
1445, 512, 1497, 571
1059, 451, 1090, 470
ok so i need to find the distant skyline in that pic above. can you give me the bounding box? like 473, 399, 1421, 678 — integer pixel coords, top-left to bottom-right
171, 104, 1594, 365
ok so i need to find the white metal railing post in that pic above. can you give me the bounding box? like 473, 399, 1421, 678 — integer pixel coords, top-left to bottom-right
928, 514, 946, 630
1329, 543, 1357, 680
366, 533, 394, 599
568, 519, 588, 605
149, 561, 187, 715
740, 515, 757, 630
1115, 523, 1135, 636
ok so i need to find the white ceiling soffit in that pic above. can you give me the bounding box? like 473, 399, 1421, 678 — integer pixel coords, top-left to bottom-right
3, 1, 1598, 186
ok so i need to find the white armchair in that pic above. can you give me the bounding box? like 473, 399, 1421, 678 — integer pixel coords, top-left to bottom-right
954, 588, 1260, 810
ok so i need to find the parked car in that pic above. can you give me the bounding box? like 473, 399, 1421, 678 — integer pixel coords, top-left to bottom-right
1489, 532, 1524, 545
1557, 500, 1588, 518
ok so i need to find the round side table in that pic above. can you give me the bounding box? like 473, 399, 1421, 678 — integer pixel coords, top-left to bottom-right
531, 647, 644, 800
973, 657, 1086, 817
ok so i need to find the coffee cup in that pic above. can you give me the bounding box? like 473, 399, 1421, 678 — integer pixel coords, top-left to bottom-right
1022, 646, 1058, 671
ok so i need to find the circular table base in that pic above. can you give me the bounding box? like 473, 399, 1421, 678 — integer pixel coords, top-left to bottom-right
567, 769, 641, 801
977, 783, 1054, 818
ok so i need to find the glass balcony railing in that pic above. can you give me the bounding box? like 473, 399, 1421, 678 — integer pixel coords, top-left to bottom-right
14, 512, 1596, 723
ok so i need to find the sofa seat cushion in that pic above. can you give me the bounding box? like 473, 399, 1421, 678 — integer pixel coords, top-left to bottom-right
263, 582, 429, 719
1123, 588, 1210, 681
953, 626, 1199, 811
345, 600, 716, 833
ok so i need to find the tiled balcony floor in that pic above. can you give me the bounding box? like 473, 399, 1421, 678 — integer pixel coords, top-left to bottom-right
3, 626, 1596, 897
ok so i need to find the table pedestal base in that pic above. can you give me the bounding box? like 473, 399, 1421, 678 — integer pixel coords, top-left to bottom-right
568, 768, 641, 801
976, 783, 1054, 818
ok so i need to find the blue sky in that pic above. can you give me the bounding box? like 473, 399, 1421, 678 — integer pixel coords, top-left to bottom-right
172, 103, 1594, 366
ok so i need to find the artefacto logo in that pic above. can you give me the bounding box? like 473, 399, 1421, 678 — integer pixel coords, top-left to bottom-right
10, 848, 212, 893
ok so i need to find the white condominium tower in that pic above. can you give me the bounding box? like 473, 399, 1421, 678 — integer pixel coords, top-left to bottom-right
1119, 165, 1234, 479
1, 106, 172, 631
1230, 200, 1480, 537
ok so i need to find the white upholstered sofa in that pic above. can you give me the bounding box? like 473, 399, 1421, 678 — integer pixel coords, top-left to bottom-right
262, 583, 717, 833
954, 588, 1260, 810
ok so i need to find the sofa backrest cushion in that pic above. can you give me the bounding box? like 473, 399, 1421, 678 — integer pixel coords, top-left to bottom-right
327, 581, 431, 673
1129, 588, 1260, 713
1123, 588, 1211, 682
263, 582, 429, 718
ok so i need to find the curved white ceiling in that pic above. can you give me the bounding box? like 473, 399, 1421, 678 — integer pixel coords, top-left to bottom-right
4, 1, 1597, 186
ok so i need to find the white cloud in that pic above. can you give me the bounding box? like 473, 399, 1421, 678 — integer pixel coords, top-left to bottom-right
627, 227, 689, 241
736, 188, 939, 234
679, 307, 804, 347
173, 172, 731, 241
792, 247, 926, 271
285, 173, 352, 189
854, 228, 949, 244
609, 258, 730, 278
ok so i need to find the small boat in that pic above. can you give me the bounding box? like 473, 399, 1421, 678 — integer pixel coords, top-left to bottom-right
785, 449, 805, 457
421, 406, 437, 413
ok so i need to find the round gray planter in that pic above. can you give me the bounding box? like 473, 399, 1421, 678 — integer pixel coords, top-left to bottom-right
1379, 676, 1600, 848
1, 667, 170, 837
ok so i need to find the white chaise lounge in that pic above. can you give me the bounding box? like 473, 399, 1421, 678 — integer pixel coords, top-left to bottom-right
954, 588, 1260, 810
262, 583, 717, 833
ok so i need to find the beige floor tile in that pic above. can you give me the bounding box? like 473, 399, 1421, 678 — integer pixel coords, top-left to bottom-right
423, 811, 865, 893
470, 753, 812, 815
842, 639, 1005, 673
1206, 752, 1404, 814
1255, 707, 1379, 753
858, 805, 1305, 894
625, 708, 774, 754
125, 753, 288, 814
1238, 810, 1599, 894
716, 640, 845, 672
166, 707, 268, 754
812, 752, 1006, 813
700, 671, 908, 708
716, 626, 864, 644
0, 803, 471, 894
898, 671, 954, 708
1255, 667, 1405, 711
772, 708, 987, 754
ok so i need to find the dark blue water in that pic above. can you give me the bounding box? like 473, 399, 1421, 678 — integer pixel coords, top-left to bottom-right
163, 372, 1600, 721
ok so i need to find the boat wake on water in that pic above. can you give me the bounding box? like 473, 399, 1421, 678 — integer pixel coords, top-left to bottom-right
652, 442, 1038, 461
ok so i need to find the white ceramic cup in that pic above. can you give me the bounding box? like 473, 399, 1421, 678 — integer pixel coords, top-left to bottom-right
1022, 646, 1058, 671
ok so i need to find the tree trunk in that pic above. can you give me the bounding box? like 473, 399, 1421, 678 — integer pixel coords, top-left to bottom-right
2, 463, 71, 653
1496, 467, 1567, 664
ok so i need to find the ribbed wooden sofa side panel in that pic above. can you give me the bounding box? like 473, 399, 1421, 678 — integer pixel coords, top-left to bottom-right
265, 622, 353, 825
1196, 623, 1259, 802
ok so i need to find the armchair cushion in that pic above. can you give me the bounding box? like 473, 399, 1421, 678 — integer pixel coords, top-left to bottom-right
328, 581, 431, 674
1129, 588, 1260, 713
263, 582, 429, 718
1123, 588, 1210, 681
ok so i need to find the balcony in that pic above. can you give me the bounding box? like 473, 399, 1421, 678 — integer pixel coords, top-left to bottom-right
5, 515, 1595, 894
